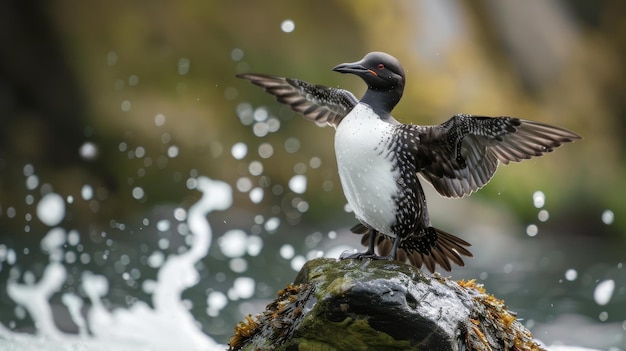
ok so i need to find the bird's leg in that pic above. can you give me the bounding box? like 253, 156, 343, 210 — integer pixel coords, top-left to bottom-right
369, 234, 400, 261
389, 234, 400, 260
365, 228, 377, 255
340, 229, 379, 260
340, 230, 401, 262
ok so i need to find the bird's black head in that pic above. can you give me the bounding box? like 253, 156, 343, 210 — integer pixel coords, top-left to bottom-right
332, 52, 405, 116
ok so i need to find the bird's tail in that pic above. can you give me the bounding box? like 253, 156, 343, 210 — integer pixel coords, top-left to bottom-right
351, 223, 473, 273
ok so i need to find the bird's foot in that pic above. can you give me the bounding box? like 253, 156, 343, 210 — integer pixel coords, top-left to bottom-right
339, 250, 393, 261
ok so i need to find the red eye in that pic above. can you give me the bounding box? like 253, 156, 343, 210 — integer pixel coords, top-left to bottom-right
377, 63, 385, 70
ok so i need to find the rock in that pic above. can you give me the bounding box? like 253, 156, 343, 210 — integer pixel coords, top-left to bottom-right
229, 258, 545, 351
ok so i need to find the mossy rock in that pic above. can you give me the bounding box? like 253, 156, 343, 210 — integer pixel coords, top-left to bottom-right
229, 258, 544, 351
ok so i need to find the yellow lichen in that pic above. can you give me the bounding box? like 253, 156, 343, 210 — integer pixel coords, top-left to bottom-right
458, 277, 546, 351
229, 283, 312, 350
458, 278, 487, 294
229, 314, 261, 350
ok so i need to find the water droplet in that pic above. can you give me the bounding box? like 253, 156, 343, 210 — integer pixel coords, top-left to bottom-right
121, 100, 132, 112
532, 191, 545, 208
41, 227, 66, 253
161, 133, 172, 144
135, 146, 146, 158
229, 258, 248, 273
288, 175, 307, 194
25, 175, 39, 190
264, 217, 280, 233
236, 103, 254, 126
537, 209, 549, 222
178, 58, 190, 75
22, 165, 35, 179
601, 209, 614, 225
36, 193, 66, 226
132, 187, 144, 200
594, 279, 614, 306
284, 137, 300, 153
154, 113, 166, 126
253, 107, 269, 122
167, 145, 179, 158
253, 122, 269, 137
280, 244, 295, 259
246, 236, 263, 256
147, 251, 165, 268
280, 19, 295, 33
232, 277, 255, 299
128, 74, 139, 86
173, 208, 187, 221
267, 117, 281, 132
231, 142, 248, 160
258, 143, 274, 159
294, 163, 307, 174
81, 184, 93, 200
231, 48, 244, 62
249, 188, 264, 203
156, 219, 170, 232
564, 268, 577, 281
599, 311, 608, 322
526, 224, 538, 237
290, 255, 306, 271
207, 291, 228, 317
219, 230, 248, 258
248, 161, 263, 176
236, 177, 253, 192
254, 215, 264, 225
79, 142, 98, 160
309, 157, 322, 168
296, 200, 309, 213
80, 252, 91, 264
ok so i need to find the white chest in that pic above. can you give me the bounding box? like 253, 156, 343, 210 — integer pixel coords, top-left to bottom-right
334, 104, 399, 235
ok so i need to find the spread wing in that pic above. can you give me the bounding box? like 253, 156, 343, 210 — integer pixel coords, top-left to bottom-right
411, 114, 581, 198
236, 73, 358, 128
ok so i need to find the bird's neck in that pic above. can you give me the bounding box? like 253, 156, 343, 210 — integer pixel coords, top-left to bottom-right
361, 87, 402, 118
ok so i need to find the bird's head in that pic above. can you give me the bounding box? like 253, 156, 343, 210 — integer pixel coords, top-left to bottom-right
333, 52, 405, 115
332, 52, 405, 93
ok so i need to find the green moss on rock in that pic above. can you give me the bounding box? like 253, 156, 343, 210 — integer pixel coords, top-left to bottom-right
229, 258, 545, 351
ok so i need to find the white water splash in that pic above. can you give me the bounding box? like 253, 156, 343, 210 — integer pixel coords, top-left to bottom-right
0, 177, 232, 351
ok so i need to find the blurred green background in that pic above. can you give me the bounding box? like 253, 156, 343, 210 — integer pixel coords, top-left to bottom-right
0, 0, 624, 347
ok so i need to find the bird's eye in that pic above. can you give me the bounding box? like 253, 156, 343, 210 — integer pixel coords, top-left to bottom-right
377, 63, 385, 70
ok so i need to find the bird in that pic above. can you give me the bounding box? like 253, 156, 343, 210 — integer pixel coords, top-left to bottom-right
236, 51, 581, 272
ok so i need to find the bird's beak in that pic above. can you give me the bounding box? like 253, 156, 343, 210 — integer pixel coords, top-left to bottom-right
332, 60, 377, 77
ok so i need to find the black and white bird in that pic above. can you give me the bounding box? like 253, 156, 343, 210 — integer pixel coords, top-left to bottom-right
237, 52, 580, 272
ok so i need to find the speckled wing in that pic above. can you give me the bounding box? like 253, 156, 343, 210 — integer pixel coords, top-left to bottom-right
236, 73, 357, 128
411, 114, 581, 198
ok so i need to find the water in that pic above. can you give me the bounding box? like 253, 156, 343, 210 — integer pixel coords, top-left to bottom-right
0, 101, 623, 350
1, 171, 623, 350
1, 177, 230, 350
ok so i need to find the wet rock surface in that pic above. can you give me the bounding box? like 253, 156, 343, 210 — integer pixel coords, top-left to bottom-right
229, 258, 544, 351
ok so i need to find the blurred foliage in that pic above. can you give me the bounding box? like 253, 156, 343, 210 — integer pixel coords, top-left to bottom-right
1, 1, 626, 346
1, 0, 624, 241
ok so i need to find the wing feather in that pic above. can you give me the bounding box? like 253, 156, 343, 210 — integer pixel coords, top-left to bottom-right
412, 115, 580, 198
236, 73, 357, 128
